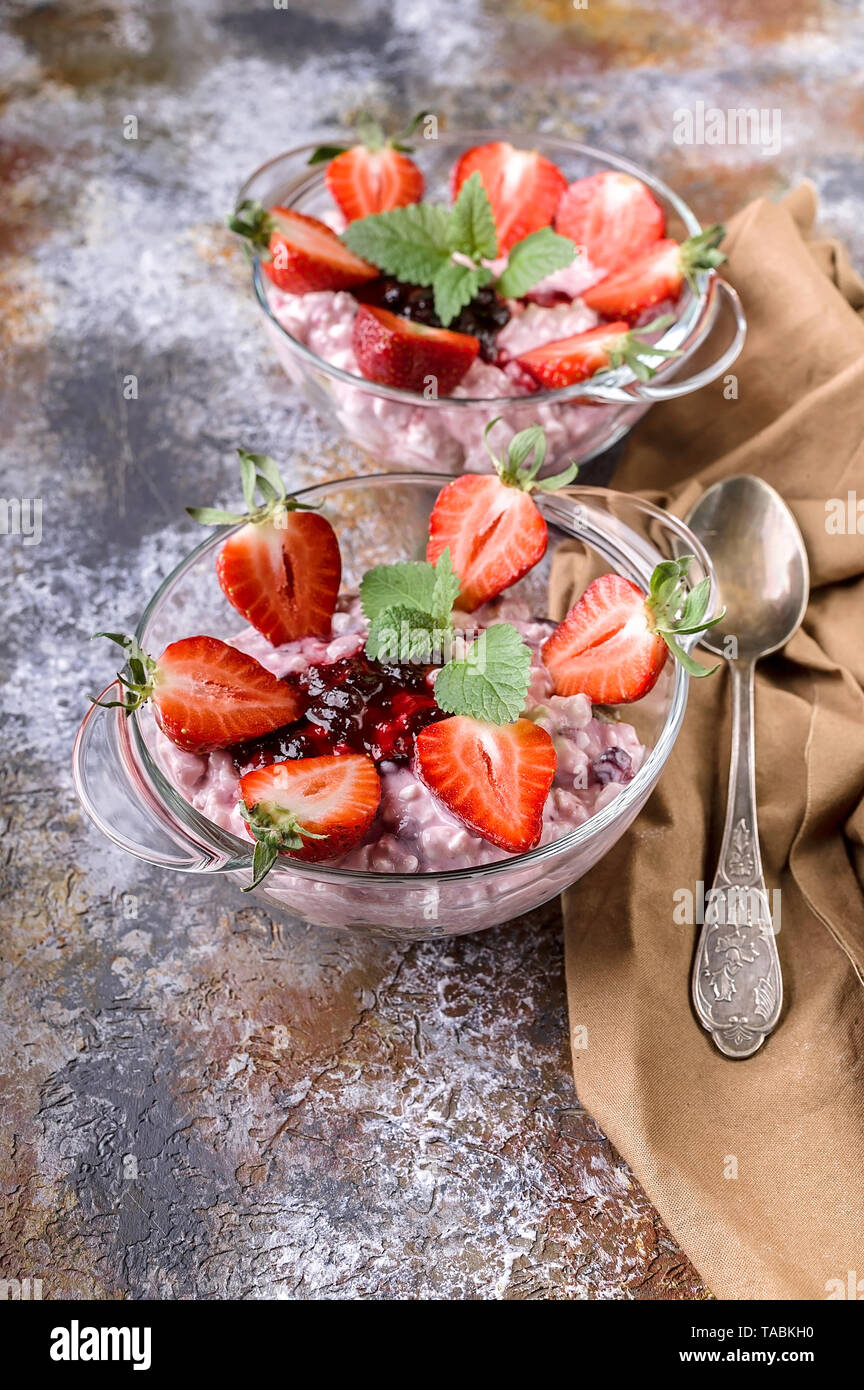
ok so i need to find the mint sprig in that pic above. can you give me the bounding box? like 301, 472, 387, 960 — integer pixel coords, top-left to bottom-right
360, 549, 462, 663
434, 623, 532, 725
360, 548, 459, 626
342, 174, 576, 325
496, 226, 579, 299
646, 556, 726, 677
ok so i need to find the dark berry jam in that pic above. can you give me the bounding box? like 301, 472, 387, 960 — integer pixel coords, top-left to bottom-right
353, 277, 511, 363
232, 653, 447, 775
592, 747, 633, 785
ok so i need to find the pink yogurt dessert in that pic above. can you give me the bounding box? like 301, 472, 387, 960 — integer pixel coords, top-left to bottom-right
154, 596, 646, 875
268, 277, 620, 473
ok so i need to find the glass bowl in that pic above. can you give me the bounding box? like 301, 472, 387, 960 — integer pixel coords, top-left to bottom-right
73, 473, 716, 941
238, 130, 746, 474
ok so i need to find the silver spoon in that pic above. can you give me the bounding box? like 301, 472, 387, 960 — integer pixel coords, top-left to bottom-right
685, 476, 809, 1058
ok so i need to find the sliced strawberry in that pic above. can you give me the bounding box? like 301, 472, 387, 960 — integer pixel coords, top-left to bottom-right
542, 557, 724, 704
516, 316, 677, 390
228, 200, 377, 294
426, 420, 578, 610
188, 449, 341, 647
218, 512, 340, 646
555, 171, 664, 276
582, 225, 726, 322
326, 145, 424, 221
238, 754, 381, 885
415, 716, 556, 853
543, 574, 667, 704
94, 632, 307, 753
353, 303, 479, 393
153, 638, 306, 752
450, 141, 567, 253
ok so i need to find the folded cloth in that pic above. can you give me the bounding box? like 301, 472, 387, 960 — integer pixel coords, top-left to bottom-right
554, 185, 864, 1301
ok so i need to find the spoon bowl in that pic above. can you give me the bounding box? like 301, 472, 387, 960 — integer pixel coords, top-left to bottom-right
687, 475, 809, 660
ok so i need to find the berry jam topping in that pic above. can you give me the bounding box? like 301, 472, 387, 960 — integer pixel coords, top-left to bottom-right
232, 653, 447, 775
353, 277, 511, 363
592, 746, 633, 785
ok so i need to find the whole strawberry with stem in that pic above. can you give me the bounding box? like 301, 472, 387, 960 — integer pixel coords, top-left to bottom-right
188, 450, 342, 647
426, 419, 578, 611
308, 111, 427, 222
93, 633, 306, 752
542, 556, 725, 704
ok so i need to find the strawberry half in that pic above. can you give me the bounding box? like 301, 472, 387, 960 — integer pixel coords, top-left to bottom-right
415, 716, 557, 853
353, 303, 479, 393
188, 450, 341, 647
542, 557, 724, 705
228, 201, 377, 295
325, 146, 424, 221
555, 171, 664, 276
516, 315, 678, 390
238, 753, 381, 887
582, 225, 726, 322
426, 420, 578, 611
450, 141, 567, 253
94, 633, 306, 753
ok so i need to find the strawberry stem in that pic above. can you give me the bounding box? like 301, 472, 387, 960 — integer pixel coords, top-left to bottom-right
239, 800, 327, 890
187, 449, 318, 529
90, 632, 157, 712
645, 556, 726, 678
680, 224, 727, 291
482, 418, 579, 493
226, 199, 276, 255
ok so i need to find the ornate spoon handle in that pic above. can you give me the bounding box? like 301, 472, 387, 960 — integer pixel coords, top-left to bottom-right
692, 660, 783, 1058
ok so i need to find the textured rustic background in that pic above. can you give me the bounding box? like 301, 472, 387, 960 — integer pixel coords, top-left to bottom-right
1, 0, 862, 1300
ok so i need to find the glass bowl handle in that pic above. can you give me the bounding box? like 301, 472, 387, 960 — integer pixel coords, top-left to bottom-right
630, 279, 746, 401
72, 683, 229, 872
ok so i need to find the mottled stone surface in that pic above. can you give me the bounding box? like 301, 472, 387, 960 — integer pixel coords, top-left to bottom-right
1, 0, 861, 1301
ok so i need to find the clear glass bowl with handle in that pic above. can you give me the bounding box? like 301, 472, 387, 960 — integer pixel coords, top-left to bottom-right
73, 473, 716, 941
238, 130, 746, 475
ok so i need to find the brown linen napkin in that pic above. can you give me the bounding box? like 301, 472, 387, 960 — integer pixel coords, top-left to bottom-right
554, 185, 864, 1301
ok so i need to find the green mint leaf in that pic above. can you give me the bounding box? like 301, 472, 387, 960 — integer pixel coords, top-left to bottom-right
495, 227, 576, 299
360, 559, 440, 621
342, 204, 452, 284
433, 261, 492, 327
434, 623, 532, 725
448, 172, 498, 261
431, 548, 462, 624
366, 605, 441, 664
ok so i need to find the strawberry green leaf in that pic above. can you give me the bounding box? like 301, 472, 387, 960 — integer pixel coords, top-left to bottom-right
226, 199, 275, 254
306, 143, 350, 165
448, 172, 498, 261
495, 226, 576, 300
680, 224, 727, 290
659, 633, 720, 678
434, 622, 532, 725
433, 261, 492, 327
483, 419, 578, 493
91, 632, 157, 713
239, 800, 327, 891
187, 450, 314, 528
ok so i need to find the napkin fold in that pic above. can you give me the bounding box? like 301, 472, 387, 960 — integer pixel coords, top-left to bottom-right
555, 185, 864, 1301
